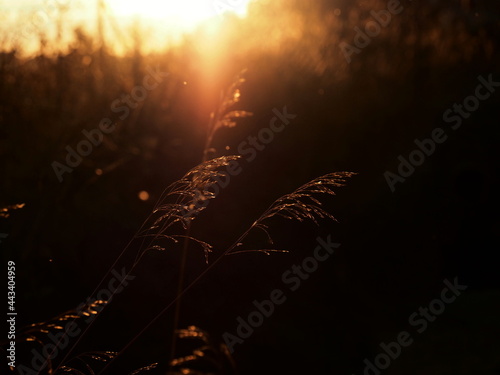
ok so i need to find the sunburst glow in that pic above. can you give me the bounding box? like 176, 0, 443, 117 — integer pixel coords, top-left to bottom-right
106, 0, 253, 31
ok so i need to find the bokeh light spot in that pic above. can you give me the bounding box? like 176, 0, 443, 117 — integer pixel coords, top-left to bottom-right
138, 191, 150, 201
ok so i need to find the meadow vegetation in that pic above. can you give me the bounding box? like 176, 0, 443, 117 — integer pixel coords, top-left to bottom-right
1, 0, 499, 374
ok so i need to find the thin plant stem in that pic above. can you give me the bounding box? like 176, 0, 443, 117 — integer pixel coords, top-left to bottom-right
168, 93, 220, 370
169, 221, 191, 365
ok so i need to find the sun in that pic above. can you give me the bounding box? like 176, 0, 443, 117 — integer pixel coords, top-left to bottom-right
106, 0, 253, 31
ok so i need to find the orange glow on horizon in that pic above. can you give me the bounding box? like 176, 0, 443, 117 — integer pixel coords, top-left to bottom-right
106, 0, 253, 32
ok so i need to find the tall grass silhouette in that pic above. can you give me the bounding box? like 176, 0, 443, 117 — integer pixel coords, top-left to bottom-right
1, 62, 354, 373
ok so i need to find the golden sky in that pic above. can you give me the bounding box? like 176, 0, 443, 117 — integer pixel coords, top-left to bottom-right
1, 0, 253, 52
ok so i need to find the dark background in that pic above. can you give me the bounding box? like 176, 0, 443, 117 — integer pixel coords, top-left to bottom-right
1, 0, 499, 374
